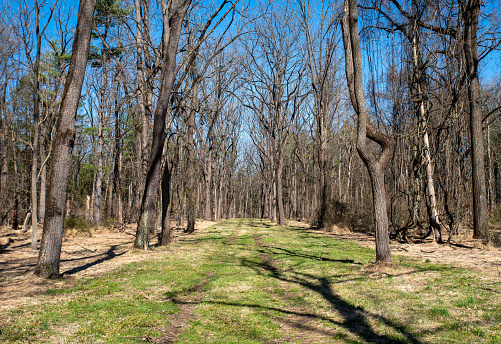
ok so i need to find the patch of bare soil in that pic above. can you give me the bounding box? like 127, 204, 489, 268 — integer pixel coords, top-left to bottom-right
313, 228, 501, 278
0, 220, 216, 312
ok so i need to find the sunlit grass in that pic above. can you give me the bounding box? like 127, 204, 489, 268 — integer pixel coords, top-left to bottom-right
1, 218, 500, 343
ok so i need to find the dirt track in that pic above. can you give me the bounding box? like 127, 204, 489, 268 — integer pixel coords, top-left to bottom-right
1, 220, 500, 312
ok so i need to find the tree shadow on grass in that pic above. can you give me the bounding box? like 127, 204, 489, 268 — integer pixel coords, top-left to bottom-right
260, 245, 362, 264
62, 245, 129, 276
237, 256, 423, 344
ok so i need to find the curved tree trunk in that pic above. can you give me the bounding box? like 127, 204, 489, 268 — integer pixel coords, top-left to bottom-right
342, 0, 395, 263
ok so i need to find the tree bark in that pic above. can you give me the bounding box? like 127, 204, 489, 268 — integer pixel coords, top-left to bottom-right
160, 159, 172, 245
134, 0, 192, 249
34, 0, 97, 278
31, 0, 42, 250
134, 0, 151, 211
185, 107, 196, 233
410, 31, 442, 243
94, 57, 107, 226
342, 0, 395, 263
204, 148, 212, 221
275, 159, 286, 226
461, 0, 488, 240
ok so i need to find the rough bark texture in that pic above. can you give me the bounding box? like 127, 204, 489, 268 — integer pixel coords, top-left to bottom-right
462, 0, 488, 240
134, 0, 192, 249
342, 0, 395, 263
34, 0, 97, 279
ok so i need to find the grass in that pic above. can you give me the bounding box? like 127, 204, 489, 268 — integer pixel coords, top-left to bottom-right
1, 218, 501, 343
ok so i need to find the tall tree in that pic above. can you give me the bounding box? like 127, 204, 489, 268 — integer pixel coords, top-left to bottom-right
34, 0, 97, 278
243, 4, 305, 226
369, 0, 444, 242
460, 0, 487, 240
342, 0, 395, 263
18, 0, 57, 249
134, 0, 192, 249
297, 0, 341, 228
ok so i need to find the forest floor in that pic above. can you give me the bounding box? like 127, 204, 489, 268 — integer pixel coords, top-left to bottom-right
315, 225, 501, 278
1, 219, 501, 343
1, 220, 499, 312
0, 220, 217, 312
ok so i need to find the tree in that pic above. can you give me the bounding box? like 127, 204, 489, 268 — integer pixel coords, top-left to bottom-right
460, 0, 487, 240
243, 3, 305, 226
34, 0, 97, 278
134, 0, 241, 247
367, 0, 444, 242
297, 0, 342, 228
17, 0, 57, 249
342, 0, 395, 263
133, 0, 192, 249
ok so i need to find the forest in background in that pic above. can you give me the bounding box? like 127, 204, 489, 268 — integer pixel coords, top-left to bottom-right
1, 0, 501, 272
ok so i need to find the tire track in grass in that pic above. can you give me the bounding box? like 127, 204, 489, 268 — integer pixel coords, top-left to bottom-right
150, 272, 216, 343
150, 221, 243, 343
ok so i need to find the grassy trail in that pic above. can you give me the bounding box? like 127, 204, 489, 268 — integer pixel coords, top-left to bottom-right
1, 219, 500, 343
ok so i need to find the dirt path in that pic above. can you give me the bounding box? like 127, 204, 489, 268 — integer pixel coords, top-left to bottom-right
0, 220, 216, 312
2, 220, 500, 313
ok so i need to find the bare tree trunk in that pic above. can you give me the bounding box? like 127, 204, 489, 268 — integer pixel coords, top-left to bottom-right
118, 151, 123, 224
410, 35, 442, 243
39, 131, 47, 226
462, 0, 488, 240
34, 0, 97, 278
161, 159, 172, 245
276, 159, 286, 226
205, 148, 212, 220
213, 182, 218, 220
134, 0, 151, 206
31, 0, 43, 250
128, 180, 133, 222
185, 108, 196, 233
291, 162, 297, 219
0, 94, 8, 225
94, 59, 107, 226
487, 127, 495, 210
110, 79, 121, 220
12, 196, 18, 230
342, 0, 395, 263
134, 0, 192, 249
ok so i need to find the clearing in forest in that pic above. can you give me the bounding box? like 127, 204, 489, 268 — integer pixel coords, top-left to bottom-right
1, 218, 501, 343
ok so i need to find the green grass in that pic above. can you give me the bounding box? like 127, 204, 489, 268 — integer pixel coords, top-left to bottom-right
1, 218, 501, 343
